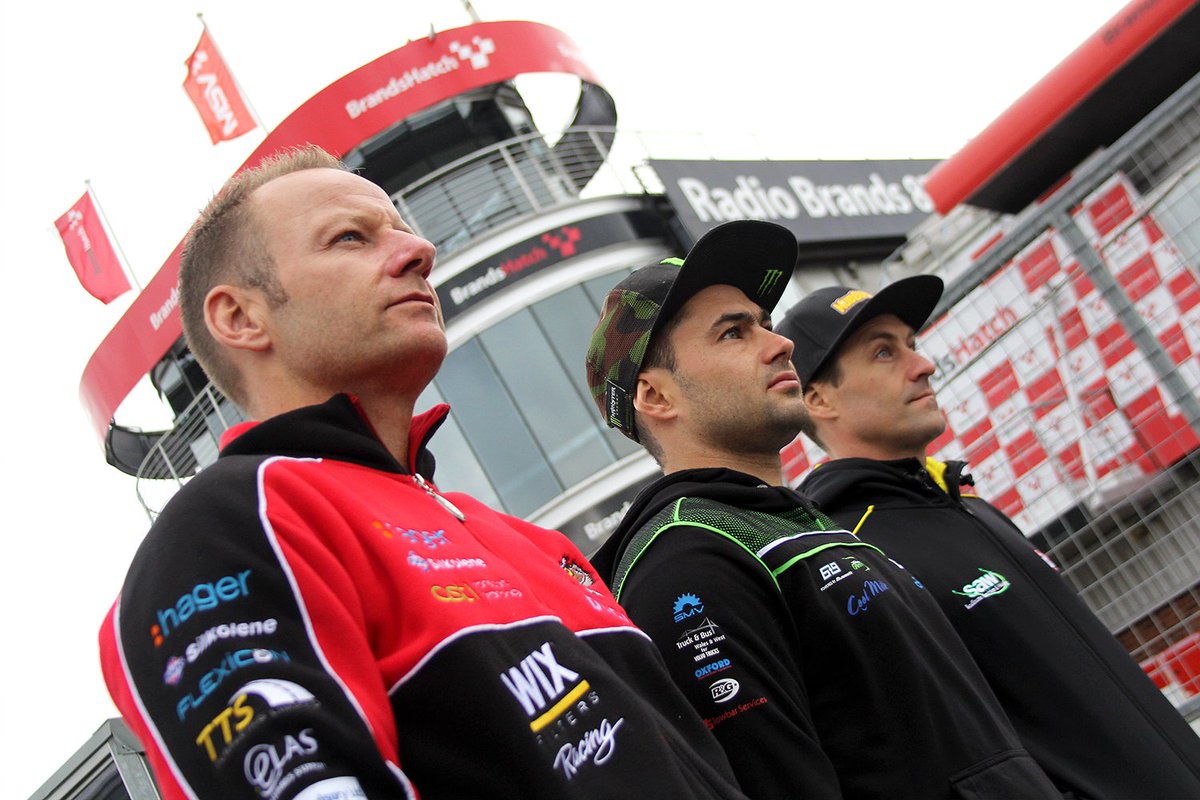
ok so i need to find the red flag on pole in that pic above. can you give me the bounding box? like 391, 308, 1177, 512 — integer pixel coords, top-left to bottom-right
55, 192, 131, 304
183, 28, 257, 144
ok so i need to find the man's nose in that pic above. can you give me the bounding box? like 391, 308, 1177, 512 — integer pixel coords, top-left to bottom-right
387, 230, 436, 279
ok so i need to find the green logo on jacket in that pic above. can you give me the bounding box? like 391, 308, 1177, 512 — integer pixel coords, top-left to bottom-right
951, 568, 1010, 609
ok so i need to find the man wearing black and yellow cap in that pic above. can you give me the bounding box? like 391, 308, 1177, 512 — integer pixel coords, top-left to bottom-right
780, 276, 1200, 799
585, 220, 1061, 799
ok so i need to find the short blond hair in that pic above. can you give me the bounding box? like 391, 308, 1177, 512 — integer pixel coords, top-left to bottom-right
179, 145, 348, 406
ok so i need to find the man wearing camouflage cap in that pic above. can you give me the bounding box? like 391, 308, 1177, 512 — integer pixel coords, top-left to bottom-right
585, 220, 1060, 799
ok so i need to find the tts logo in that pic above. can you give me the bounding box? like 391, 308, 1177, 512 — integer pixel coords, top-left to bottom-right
449, 36, 496, 69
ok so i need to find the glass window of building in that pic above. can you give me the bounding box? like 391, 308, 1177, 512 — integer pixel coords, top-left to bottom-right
416, 384, 504, 510
531, 281, 641, 458
434, 338, 562, 516
479, 308, 614, 487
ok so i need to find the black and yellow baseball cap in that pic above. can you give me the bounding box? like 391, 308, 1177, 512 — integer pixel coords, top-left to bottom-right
777, 275, 944, 387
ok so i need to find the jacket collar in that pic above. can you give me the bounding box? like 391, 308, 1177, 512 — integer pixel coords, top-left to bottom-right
218, 393, 449, 477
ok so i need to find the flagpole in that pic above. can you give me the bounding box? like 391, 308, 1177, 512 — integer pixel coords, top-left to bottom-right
197, 12, 268, 133
84, 179, 143, 292
460, 0, 482, 23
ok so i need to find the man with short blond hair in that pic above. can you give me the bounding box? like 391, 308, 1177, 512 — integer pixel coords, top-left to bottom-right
99, 146, 749, 800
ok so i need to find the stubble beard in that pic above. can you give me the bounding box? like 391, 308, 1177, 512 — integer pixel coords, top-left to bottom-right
678, 372, 806, 458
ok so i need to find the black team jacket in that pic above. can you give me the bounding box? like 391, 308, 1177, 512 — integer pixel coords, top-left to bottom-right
591, 467, 1062, 800
801, 456, 1200, 800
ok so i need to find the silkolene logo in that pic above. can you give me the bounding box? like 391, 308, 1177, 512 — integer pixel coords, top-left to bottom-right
150, 570, 252, 646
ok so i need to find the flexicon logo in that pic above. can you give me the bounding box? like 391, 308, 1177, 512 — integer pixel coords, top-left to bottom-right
449, 36, 496, 69
758, 269, 784, 296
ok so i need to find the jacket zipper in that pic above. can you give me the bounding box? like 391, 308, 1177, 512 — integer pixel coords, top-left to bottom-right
413, 472, 466, 521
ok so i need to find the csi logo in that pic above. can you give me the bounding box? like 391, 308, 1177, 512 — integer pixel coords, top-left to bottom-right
431, 584, 479, 603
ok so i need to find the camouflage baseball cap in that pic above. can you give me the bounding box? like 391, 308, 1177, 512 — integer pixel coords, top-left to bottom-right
585, 220, 797, 441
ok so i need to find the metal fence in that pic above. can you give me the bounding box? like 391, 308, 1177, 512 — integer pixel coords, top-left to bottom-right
887, 72, 1200, 713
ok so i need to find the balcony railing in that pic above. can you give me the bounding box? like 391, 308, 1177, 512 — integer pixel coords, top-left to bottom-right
128, 126, 801, 517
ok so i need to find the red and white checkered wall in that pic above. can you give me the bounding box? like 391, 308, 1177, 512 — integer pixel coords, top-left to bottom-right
784, 173, 1200, 536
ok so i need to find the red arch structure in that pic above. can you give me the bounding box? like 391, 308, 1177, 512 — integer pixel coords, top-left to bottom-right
924, 0, 1200, 215
80, 21, 606, 442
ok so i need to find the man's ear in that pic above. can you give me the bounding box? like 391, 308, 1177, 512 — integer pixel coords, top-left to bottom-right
634, 369, 678, 425
205, 285, 272, 353
803, 381, 838, 422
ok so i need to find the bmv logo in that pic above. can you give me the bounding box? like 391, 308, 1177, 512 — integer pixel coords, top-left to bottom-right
673, 593, 704, 623
449, 36, 496, 69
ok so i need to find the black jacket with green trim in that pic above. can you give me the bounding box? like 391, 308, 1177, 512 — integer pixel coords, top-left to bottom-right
800, 456, 1200, 800
591, 467, 1061, 800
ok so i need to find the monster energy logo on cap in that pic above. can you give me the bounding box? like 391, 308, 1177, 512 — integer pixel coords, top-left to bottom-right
759, 269, 784, 296
585, 220, 798, 441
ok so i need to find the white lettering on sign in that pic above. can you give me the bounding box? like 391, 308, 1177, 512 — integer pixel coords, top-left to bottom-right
191, 49, 239, 137
677, 172, 933, 223
345, 56, 460, 119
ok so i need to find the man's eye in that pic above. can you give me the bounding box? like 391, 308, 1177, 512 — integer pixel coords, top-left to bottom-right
875, 347, 892, 358
335, 230, 364, 243
720, 327, 742, 340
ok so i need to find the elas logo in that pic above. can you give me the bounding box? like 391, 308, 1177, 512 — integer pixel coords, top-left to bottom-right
243, 728, 320, 797
500, 642, 590, 732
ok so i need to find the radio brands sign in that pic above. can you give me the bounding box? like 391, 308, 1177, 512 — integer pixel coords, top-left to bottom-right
437, 210, 664, 323
651, 159, 939, 245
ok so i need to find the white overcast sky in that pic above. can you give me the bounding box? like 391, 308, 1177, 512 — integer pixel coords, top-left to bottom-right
1, 0, 1130, 794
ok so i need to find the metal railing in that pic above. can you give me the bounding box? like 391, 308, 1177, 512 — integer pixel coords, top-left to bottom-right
135, 384, 246, 519
891, 71, 1200, 713
129, 126, 788, 516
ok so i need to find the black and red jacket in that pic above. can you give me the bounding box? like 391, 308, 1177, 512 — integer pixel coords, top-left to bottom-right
99, 394, 745, 800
